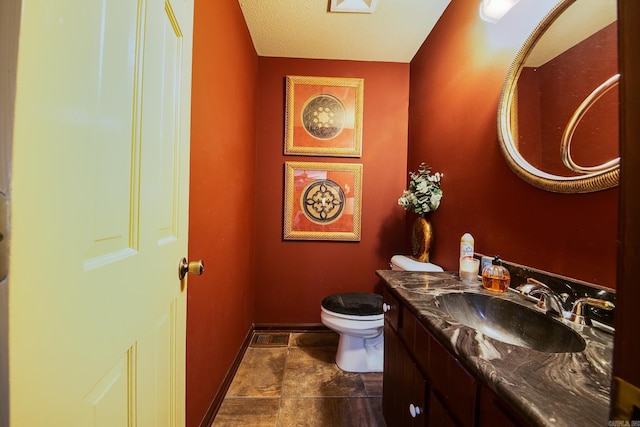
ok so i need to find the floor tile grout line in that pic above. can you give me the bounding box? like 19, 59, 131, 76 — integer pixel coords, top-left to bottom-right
280, 396, 383, 399
219, 395, 387, 401
274, 337, 293, 427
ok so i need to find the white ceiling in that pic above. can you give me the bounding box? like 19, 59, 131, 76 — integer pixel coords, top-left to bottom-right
238, 0, 452, 63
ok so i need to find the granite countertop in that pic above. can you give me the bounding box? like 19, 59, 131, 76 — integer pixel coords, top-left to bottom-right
376, 270, 613, 427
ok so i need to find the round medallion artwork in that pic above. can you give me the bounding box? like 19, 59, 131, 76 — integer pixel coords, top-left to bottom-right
301, 179, 345, 224
301, 94, 346, 140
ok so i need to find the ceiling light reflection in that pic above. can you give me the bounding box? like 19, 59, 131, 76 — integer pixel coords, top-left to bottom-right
479, 0, 521, 23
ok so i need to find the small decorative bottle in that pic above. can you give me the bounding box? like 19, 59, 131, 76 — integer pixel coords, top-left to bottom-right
459, 233, 474, 276
460, 233, 474, 260
481, 256, 510, 292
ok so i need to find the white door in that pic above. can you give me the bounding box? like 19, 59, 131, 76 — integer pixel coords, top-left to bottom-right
9, 0, 194, 425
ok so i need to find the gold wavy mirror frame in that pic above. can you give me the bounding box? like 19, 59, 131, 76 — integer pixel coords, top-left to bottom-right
561, 73, 620, 174
497, 0, 620, 193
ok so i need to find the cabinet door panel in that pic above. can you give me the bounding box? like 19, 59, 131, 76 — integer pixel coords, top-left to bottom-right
448, 358, 478, 426
400, 343, 427, 427
428, 333, 450, 398
383, 321, 400, 424
400, 306, 416, 351
383, 289, 401, 332
478, 385, 527, 427
428, 391, 453, 427
414, 321, 429, 374
383, 319, 428, 427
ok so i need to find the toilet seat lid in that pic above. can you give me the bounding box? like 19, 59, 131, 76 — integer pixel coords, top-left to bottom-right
321, 292, 383, 316
390, 255, 444, 272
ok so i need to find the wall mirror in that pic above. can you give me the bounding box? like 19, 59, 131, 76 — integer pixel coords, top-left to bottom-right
498, 0, 619, 193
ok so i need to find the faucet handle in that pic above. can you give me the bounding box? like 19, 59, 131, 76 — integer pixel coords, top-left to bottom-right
569, 297, 615, 325
516, 278, 547, 296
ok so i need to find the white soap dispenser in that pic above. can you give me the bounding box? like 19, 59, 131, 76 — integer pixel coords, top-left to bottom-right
460, 233, 474, 259
459, 233, 477, 282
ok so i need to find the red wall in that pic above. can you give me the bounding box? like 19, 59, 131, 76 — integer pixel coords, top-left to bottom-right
253, 58, 410, 323
408, 0, 618, 288
187, 1, 258, 425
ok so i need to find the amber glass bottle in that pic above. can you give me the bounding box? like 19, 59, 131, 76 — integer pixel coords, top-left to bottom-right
481, 256, 510, 292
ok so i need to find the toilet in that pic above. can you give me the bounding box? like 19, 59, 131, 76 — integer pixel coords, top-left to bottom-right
321, 292, 384, 373
321, 257, 443, 373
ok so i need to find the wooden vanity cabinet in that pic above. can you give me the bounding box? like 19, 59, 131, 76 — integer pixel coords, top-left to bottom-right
382, 288, 526, 427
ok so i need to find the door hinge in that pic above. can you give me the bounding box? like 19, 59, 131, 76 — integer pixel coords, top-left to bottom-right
0, 192, 7, 281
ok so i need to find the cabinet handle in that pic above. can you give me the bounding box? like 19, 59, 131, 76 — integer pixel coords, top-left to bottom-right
409, 403, 423, 418
383, 303, 392, 313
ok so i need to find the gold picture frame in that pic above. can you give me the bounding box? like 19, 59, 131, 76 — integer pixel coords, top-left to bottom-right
284, 161, 363, 241
285, 76, 364, 157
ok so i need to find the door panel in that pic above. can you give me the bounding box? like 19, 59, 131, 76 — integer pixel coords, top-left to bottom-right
83, 353, 131, 427
82, 0, 141, 267
9, 0, 193, 425
157, 2, 184, 245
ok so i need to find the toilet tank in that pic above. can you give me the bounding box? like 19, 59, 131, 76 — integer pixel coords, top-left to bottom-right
390, 255, 444, 272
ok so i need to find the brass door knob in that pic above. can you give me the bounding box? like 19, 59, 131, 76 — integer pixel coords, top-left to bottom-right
179, 258, 204, 280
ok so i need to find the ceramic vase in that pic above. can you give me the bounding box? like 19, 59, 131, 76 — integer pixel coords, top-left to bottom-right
411, 215, 433, 262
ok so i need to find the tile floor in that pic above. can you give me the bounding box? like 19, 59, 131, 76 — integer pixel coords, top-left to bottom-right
211, 331, 386, 427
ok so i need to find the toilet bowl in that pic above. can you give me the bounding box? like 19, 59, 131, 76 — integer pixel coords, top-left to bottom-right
321, 258, 442, 373
320, 292, 384, 373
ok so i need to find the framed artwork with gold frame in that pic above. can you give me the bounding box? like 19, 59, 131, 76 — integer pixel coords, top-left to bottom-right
285, 76, 364, 157
284, 161, 363, 241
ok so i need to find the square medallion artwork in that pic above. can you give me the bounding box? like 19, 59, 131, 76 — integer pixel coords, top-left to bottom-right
284, 76, 364, 157
283, 162, 362, 241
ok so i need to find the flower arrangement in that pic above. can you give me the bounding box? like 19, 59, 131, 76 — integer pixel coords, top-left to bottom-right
398, 163, 443, 215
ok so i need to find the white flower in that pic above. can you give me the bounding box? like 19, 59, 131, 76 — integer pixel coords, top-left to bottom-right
397, 163, 444, 215
416, 180, 429, 194
430, 192, 442, 209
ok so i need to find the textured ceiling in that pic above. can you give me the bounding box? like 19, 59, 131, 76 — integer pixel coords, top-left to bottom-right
238, 0, 452, 63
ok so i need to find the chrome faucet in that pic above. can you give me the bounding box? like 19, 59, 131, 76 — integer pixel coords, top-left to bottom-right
516, 278, 615, 325
516, 278, 568, 317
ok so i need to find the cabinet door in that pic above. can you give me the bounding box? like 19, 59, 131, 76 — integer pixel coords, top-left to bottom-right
428, 333, 478, 426
383, 321, 401, 424
383, 320, 428, 427
447, 358, 478, 426
400, 345, 427, 427
428, 391, 455, 427
400, 306, 416, 349
383, 288, 400, 331
478, 385, 527, 427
